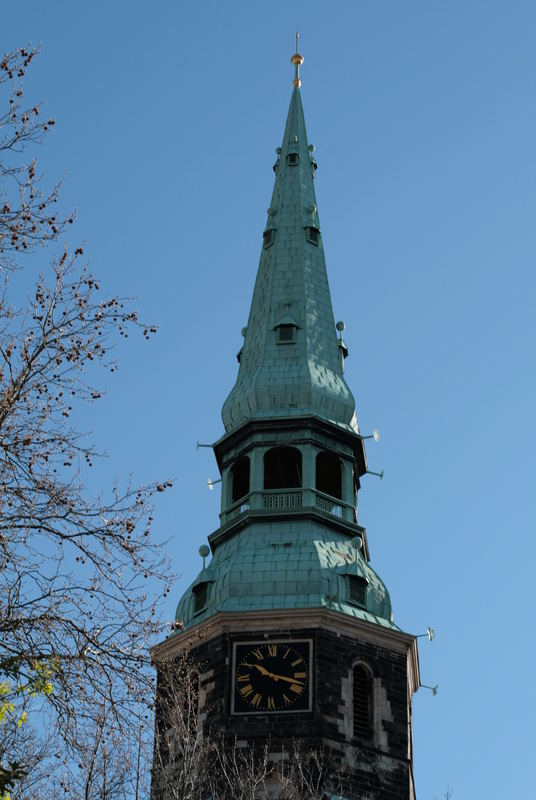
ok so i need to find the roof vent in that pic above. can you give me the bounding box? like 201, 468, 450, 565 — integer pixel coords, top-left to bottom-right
348, 576, 367, 608
193, 582, 209, 613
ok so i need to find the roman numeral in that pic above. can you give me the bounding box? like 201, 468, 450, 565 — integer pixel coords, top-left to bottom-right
251, 693, 262, 708
252, 648, 264, 661
290, 683, 303, 694
283, 693, 291, 705
283, 648, 290, 659
291, 658, 303, 667
240, 684, 253, 698
294, 671, 306, 679
267, 644, 277, 657
267, 696, 275, 710
237, 673, 250, 683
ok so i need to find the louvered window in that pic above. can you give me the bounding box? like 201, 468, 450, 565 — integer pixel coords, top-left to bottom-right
193, 582, 208, 613
353, 665, 372, 738
286, 153, 299, 165
348, 576, 367, 607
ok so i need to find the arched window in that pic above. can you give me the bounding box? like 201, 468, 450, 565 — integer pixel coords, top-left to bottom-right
264, 446, 302, 490
231, 455, 250, 502
353, 664, 373, 738
316, 452, 342, 499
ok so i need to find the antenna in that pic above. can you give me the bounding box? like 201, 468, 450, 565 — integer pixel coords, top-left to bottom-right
196, 441, 213, 449
366, 469, 384, 480
417, 627, 435, 642
207, 477, 222, 490
420, 683, 438, 696
358, 429, 381, 442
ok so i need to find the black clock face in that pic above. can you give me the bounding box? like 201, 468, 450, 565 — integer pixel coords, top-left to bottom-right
233, 640, 311, 714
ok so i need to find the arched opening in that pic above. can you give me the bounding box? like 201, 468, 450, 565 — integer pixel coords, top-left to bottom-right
231, 455, 250, 503
316, 452, 342, 499
264, 446, 302, 490
353, 664, 373, 738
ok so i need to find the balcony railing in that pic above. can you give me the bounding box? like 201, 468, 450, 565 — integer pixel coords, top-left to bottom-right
262, 489, 302, 511
221, 488, 355, 525
314, 490, 344, 518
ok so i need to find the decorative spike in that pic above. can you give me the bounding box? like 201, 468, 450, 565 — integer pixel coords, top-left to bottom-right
291, 31, 304, 88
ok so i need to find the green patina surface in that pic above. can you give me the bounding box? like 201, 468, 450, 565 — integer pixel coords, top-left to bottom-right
222, 87, 358, 434
175, 522, 396, 631
174, 80, 393, 632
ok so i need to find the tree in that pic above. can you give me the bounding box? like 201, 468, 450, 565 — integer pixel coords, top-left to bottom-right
151, 655, 360, 800
0, 46, 173, 797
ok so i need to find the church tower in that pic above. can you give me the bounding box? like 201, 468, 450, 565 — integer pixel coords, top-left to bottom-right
153, 46, 419, 800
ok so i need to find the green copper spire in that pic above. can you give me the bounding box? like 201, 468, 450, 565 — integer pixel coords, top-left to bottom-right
222, 53, 358, 434
172, 50, 398, 635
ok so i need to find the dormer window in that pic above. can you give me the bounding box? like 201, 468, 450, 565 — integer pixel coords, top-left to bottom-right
286, 152, 299, 166
274, 314, 299, 345
277, 325, 295, 343
193, 582, 209, 613
306, 226, 320, 246
348, 575, 367, 608
263, 228, 275, 249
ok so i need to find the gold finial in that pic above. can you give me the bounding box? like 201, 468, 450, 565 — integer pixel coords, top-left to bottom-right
291, 29, 304, 88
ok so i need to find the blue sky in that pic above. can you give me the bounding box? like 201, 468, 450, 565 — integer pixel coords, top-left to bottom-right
3, 1, 535, 797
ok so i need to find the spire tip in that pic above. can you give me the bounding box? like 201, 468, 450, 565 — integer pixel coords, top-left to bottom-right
291, 30, 304, 88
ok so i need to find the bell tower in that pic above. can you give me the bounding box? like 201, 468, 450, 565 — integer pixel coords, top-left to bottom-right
153, 44, 419, 800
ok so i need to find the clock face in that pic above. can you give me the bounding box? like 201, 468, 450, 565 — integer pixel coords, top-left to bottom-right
232, 640, 312, 714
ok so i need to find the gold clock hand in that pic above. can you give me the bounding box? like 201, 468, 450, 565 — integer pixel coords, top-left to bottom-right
270, 673, 304, 686
252, 664, 305, 686
254, 664, 271, 676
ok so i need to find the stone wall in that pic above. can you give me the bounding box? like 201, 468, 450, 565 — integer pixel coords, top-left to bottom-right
156, 623, 414, 799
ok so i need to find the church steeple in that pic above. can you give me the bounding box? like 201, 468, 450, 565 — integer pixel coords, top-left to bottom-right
155, 48, 420, 800
222, 52, 358, 435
